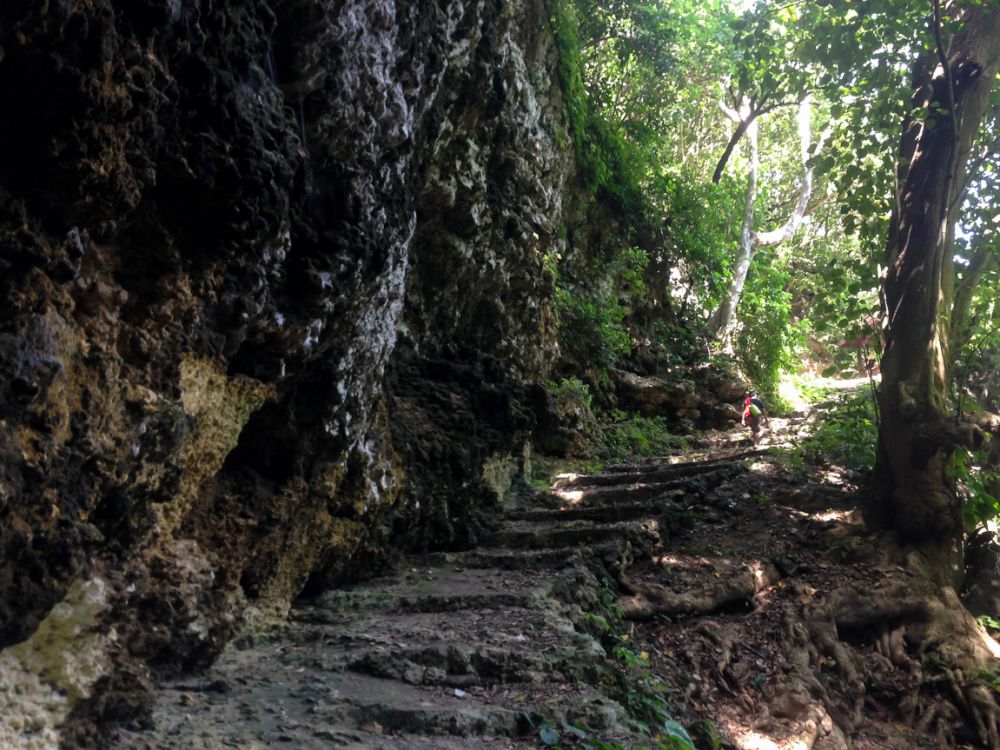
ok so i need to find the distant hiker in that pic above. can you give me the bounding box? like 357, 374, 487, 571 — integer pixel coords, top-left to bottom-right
742, 390, 767, 447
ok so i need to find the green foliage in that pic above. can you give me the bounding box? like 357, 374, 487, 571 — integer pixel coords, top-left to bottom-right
972, 667, 1000, 695
733, 251, 800, 400
597, 411, 687, 463
582, 582, 695, 750
954, 448, 1000, 531
798, 391, 878, 472
550, 0, 999, 492
953, 281, 1000, 414
786, 202, 882, 375
659, 172, 746, 318
977, 614, 1000, 632
554, 284, 631, 373
553, 248, 649, 374
548, 377, 594, 410
550, 0, 645, 214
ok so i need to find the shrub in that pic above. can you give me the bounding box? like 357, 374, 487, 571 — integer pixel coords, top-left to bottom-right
598, 410, 686, 463
798, 390, 877, 471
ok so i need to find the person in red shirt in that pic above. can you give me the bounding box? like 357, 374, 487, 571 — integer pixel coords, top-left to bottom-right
741, 390, 767, 447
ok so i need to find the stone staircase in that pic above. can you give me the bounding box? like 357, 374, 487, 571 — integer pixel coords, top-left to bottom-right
110, 451, 757, 749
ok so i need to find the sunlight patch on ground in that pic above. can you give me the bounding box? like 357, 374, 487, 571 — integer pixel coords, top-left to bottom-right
730, 728, 811, 750
778, 376, 811, 413
810, 509, 851, 523
979, 625, 1000, 658
821, 468, 848, 484
553, 489, 584, 505
749, 460, 775, 474
779, 371, 880, 413
750, 560, 770, 586
551, 472, 580, 490
652, 554, 722, 568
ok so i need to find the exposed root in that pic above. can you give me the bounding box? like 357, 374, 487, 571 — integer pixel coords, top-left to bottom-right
617, 563, 780, 620
651, 574, 1000, 748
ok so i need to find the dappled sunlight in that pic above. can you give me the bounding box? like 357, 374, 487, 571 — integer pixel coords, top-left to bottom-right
778, 376, 811, 413
749, 559, 770, 586
809, 509, 852, 524
821, 468, 848, 484
553, 489, 584, 506
652, 553, 718, 568
727, 726, 812, 750
979, 624, 1000, 659
553, 472, 580, 484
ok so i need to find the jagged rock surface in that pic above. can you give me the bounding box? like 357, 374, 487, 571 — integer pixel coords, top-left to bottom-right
0, 0, 580, 743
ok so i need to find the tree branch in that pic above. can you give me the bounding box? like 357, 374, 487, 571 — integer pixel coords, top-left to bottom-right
753, 98, 815, 247
712, 98, 797, 183
951, 237, 998, 350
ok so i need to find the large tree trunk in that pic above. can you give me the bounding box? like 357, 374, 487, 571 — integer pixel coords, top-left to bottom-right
872, 6, 1000, 580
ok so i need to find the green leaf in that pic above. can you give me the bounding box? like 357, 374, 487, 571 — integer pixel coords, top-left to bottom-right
663, 719, 695, 749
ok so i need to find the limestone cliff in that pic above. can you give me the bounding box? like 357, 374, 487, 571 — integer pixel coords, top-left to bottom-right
0, 0, 576, 744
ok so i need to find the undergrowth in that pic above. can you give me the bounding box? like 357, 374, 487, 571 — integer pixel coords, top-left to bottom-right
528, 581, 696, 750
954, 447, 1000, 531
598, 411, 687, 463
774, 389, 877, 474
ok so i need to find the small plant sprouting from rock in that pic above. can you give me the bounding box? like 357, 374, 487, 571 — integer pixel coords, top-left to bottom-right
575, 581, 696, 750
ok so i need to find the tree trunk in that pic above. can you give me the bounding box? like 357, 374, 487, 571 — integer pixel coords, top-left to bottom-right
710, 98, 813, 348
708, 114, 758, 349
872, 5, 1000, 581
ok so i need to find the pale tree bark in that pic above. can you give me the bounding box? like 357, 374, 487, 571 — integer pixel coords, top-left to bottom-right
950, 235, 996, 353
872, 3, 1000, 582
709, 97, 814, 349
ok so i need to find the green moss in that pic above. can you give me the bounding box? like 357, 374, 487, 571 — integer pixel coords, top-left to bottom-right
549, 0, 644, 217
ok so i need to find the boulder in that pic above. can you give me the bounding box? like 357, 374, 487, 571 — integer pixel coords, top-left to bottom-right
532, 385, 598, 458
713, 403, 742, 426
611, 370, 698, 417
709, 374, 746, 402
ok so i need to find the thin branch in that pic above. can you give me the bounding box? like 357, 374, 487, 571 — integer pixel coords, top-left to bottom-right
951, 238, 998, 350
754, 97, 815, 246
711, 97, 798, 183
932, 3, 958, 210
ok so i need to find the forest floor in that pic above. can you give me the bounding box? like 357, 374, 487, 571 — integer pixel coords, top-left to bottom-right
108, 391, 995, 750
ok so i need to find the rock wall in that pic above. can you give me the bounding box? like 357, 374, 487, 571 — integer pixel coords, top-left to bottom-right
0, 0, 571, 744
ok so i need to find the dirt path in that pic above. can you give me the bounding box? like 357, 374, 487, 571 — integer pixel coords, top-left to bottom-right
108, 403, 972, 749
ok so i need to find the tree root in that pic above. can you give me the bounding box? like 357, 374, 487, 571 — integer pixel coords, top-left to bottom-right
648, 572, 1000, 748
616, 562, 780, 620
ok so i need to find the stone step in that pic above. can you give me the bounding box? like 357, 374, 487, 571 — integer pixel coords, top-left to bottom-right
298, 568, 553, 618
280, 609, 606, 690
347, 642, 564, 687
311, 673, 531, 736
553, 453, 753, 490
110, 724, 520, 750
493, 518, 663, 551
551, 478, 697, 507
416, 545, 608, 570
506, 498, 680, 523
138, 671, 628, 746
